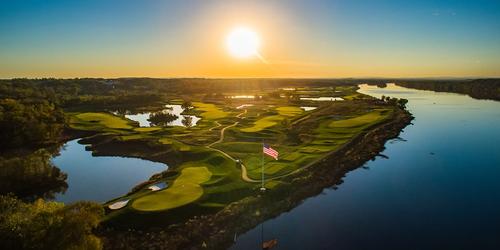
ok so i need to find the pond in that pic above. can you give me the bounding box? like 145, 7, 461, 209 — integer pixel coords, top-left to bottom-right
236, 104, 254, 109
300, 106, 317, 111
231, 95, 258, 99
51, 139, 167, 203
300, 97, 344, 101
231, 84, 500, 249
121, 104, 201, 127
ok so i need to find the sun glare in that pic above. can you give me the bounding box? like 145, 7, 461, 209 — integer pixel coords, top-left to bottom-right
226, 27, 260, 59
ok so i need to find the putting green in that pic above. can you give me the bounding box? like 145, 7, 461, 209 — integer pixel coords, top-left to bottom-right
131, 167, 212, 212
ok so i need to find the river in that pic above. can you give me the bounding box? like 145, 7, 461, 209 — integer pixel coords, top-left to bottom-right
231, 84, 500, 249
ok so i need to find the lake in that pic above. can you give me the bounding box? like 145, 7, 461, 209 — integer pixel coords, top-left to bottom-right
231, 84, 500, 249
122, 104, 201, 127
51, 139, 167, 203
300, 97, 344, 101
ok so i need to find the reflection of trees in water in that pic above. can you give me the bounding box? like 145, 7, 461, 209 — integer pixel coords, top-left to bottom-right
148, 111, 178, 127
113, 107, 129, 116
182, 116, 193, 127
0, 148, 68, 200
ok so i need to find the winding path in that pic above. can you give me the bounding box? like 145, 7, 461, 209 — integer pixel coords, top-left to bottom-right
206, 108, 333, 183
206, 109, 259, 183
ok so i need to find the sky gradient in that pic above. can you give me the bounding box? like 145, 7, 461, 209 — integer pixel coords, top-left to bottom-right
1, 0, 499, 78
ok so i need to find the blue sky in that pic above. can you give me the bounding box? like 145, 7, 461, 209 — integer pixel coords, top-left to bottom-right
1, 0, 499, 78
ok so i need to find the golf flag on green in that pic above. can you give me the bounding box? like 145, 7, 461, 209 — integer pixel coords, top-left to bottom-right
263, 144, 279, 160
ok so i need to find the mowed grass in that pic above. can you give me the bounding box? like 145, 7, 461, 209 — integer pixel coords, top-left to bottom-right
240, 106, 303, 132
94, 91, 398, 226
70, 112, 135, 130
241, 115, 283, 132
193, 102, 229, 119
231, 109, 392, 179
276, 106, 303, 116
308, 109, 392, 153
213, 142, 306, 179
131, 167, 212, 211
329, 109, 388, 128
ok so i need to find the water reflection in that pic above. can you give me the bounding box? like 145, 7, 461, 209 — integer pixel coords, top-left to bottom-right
300, 106, 317, 111
237, 104, 254, 109
117, 104, 201, 127
52, 139, 167, 203
231, 95, 260, 99
0, 148, 68, 201
232, 84, 500, 249
300, 97, 344, 101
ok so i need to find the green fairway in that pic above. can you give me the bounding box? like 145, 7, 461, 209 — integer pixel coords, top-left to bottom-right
63, 86, 401, 227
134, 127, 161, 132
240, 115, 283, 132
240, 106, 305, 133
329, 109, 388, 128
131, 167, 212, 211
70, 112, 135, 130
193, 102, 229, 119
276, 106, 303, 116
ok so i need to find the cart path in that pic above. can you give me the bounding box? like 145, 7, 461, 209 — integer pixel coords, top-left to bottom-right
206, 109, 258, 183
206, 108, 331, 183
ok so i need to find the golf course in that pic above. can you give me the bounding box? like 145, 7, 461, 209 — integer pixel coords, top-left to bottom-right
55, 84, 410, 229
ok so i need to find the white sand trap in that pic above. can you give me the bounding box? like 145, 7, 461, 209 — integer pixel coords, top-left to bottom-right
108, 199, 129, 210
147, 182, 168, 191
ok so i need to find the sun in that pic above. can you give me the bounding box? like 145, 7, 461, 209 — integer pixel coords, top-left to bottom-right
226, 27, 260, 59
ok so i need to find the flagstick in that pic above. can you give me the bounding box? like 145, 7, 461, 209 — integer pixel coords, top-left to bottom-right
260, 142, 266, 192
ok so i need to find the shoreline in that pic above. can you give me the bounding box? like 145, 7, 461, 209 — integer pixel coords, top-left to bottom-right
100, 107, 414, 249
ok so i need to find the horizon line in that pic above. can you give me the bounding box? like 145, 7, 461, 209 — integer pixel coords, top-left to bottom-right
2, 76, 500, 81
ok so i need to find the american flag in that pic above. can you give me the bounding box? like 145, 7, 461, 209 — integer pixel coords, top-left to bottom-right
263, 144, 279, 160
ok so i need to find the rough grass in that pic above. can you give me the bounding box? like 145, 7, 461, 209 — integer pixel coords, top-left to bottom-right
158, 138, 192, 151
131, 167, 212, 211
79, 87, 398, 226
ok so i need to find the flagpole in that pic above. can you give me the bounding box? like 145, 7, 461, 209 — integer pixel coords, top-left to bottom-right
261, 142, 265, 191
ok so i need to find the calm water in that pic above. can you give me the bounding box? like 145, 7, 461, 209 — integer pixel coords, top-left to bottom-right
231, 84, 500, 249
300, 106, 317, 111
52, 139, 167, 203
123, 104, 201, 127
300, 96, 344, 101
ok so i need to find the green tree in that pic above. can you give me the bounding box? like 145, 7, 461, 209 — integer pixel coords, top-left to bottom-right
181, 99, 193, 111
0, 149, 67, 199
0, 99, 66, 150
0, 195, 104, 250
182, 116, 193, 128
148, 112, 178, 127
